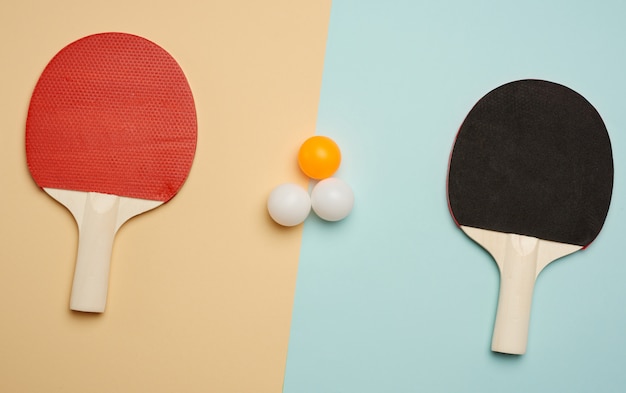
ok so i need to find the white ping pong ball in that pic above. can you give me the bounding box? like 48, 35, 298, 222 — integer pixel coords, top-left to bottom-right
267, 183, 311, 226
311, 178, 354, 221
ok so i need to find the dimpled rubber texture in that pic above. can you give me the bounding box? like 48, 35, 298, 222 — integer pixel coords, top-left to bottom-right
26, 33, 197, 202
447, 79, 613, 247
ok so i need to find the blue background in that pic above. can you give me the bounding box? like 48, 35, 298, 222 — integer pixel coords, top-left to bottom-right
284, 1, 626, 392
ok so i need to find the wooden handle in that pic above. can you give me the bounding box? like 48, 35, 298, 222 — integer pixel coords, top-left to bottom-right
43, 188, 165, 312
490, 235, 538, 354
70, 193, 120, 313
460, 226, 582, 355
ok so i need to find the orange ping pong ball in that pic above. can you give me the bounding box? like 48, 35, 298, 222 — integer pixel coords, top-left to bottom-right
298, 136, 342, 179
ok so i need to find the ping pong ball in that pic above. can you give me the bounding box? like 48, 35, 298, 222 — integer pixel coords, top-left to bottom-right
311, 178, 354, 221
298, 136, 342, 179
267, 183, 311, 226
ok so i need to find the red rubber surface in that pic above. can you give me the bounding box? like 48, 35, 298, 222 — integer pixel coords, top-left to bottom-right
26, 33, 197, 202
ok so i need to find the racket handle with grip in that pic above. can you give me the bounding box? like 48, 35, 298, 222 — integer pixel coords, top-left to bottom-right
490, 234, 539, 354
70, 192, 120, 312
461, 227, 581, 354
44, 189, 163, 312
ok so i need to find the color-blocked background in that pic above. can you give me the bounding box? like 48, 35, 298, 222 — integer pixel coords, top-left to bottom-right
3, 1, 626, 392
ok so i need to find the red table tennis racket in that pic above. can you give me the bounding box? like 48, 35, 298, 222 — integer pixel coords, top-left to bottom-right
26, 33, 197, 313
447, 79, 613, 354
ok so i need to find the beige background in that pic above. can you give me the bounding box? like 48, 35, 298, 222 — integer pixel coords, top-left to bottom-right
0, 1, 330, 392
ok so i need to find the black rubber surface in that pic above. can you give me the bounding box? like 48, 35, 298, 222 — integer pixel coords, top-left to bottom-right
448, 79, 613, 246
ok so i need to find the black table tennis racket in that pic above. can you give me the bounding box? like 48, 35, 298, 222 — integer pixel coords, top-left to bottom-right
447, 79, 613, 354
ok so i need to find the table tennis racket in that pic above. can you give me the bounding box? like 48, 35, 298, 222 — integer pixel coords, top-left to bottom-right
26, 33, 197, 313
447, 79, 613, 354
